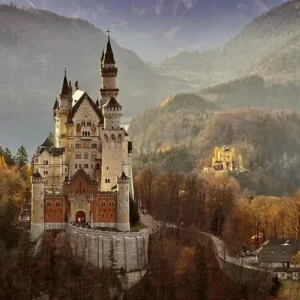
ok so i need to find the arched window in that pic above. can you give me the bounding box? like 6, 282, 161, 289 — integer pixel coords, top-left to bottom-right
104, 134, 108, 143
84, 152, 88, 159
87, 132, 90, 137
101, 201, 106, 207
118, 134, 122, 144
109, 201, 115, 207
111, 134, 115, 142
75, 153, 81, 159
91, 152, 97, 159
56, 201, 61, 207
46, 201, 51, 207
96, 164, 100, 170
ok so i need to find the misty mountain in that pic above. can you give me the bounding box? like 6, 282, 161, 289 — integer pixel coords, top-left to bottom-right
0, 4, 187, 154
4, 0, 284, 62
161, 0, 300, 86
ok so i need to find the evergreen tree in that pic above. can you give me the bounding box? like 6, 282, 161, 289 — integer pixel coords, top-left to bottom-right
0, 146, 4, 156
194, 243, 209, 300
15, 145, 28, 168
130, 199, 140, 225
3, 148, 15, 167
0, 198, 19, 249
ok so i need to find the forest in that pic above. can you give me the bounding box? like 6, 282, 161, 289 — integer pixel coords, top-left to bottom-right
1, 143, 297, 299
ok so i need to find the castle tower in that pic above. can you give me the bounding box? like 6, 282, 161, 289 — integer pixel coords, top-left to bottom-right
100, 31, 119, 106
31, 172, 45, 240
116, 172, 130, 232
100, 97, 124, 191
122, 134, 134, 200
55, 69, 71, 147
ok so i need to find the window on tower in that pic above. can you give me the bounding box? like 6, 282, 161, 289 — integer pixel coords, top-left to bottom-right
75, 153, 81, 159
84, 152, 88, 159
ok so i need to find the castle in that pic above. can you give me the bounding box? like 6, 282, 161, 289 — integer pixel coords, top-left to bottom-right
204, 146, 243, 174
31, 34, 134, 240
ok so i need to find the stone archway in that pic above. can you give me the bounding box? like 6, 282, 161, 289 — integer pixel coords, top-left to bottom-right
75, 211, 86, 223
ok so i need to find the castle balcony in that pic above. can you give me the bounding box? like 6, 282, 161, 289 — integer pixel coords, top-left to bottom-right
100, 88, 119, 97
68, 193, 94, 203
81, 136, 92, 140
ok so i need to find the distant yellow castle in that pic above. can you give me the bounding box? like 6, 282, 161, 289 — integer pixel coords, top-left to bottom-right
204, 146, 243, 174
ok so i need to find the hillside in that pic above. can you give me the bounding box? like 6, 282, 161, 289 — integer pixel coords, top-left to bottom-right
199, 75, 300, 110
161, 0, 300, 86
130, 98, 300, 195
0, 4, 189, 153
129, 93, 216, 153
6, 0, 283, 62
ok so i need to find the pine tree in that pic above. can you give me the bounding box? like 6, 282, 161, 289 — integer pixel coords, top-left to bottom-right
0, 198, 19, 249
130, 199, 140, 225
3, 148, 15, 167
194, 243, 209, 300
15, 145, 28, 168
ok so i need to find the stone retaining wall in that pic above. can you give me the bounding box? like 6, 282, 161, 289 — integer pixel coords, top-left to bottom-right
68, 224, 150, 287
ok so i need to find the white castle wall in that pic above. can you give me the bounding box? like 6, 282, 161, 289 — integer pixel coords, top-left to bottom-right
68, 224, 149, 287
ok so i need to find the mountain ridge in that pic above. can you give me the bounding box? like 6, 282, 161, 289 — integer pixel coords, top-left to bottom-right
4, 0, 285, 62
161, 0, 300, 86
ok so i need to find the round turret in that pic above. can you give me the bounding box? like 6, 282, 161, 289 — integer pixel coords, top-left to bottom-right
102, 97, 122, 130
31, 172, 45, 240
116, 172, 130, 232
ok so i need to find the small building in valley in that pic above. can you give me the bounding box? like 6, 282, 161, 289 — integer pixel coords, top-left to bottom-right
256, 239, 300, 280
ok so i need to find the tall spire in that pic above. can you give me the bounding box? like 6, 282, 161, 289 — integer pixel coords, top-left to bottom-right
103, 30, 115, 65
100, 49, 104, 64
61, 68, 69, 96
